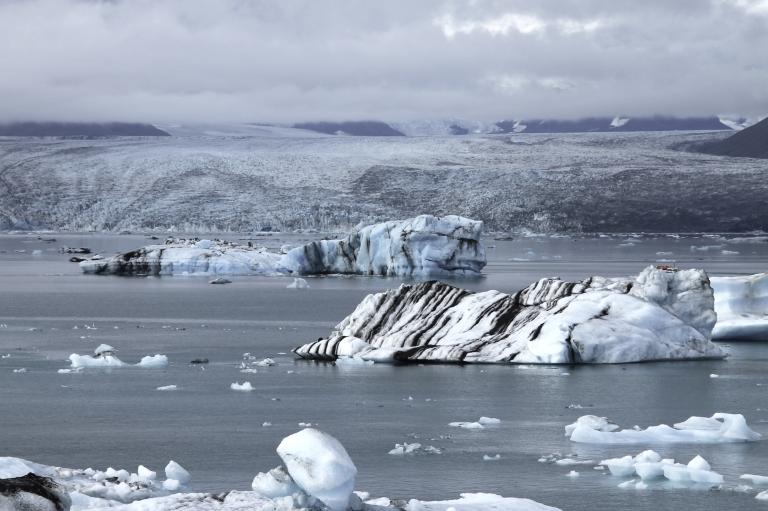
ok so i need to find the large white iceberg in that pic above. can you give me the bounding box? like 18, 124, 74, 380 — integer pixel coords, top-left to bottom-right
711, 273, 768, 340
79, 215, 486, 277
294, 266, 724, 364
566, 413, 761, 444
276, 428, 357, 511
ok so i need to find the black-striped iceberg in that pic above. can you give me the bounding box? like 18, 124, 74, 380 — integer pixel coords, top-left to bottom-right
293, 266, 724, 364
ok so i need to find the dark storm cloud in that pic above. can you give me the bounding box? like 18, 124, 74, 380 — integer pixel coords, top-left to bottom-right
1, 0, 766, 122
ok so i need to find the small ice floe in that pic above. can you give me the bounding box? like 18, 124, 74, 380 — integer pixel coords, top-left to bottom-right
240, 353, 276, 372
287, 278, 310, 289
209, 277, 232, 284
387, 443, 442, 456
690, 245, 723, 252
566, 470, 580, 478
164, 460, 191, 484
137, 464, 157, 482
156, 385, 178, 391
1, 354, 10, 359
449, 417, 501, 430
555, 458, 595, 466
12, 368, 27, 373
57, 367, 83, 374
69, 344, 169, 369
566, 413, 761, 444
722, 250, 740, 255
602, 452, 724, 487
656, 251, 674, 256
483, 454, 502, 461
262, 422, 272, 427
617, 242, 635, 248
741, 474, 768, 485
566, 404, 585, 409
298, 422, 313, 427
230, 381, 254, 391
710, 374, 720, 378
31, 249, 43, 256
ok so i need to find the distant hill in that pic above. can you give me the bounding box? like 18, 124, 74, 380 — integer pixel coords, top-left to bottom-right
0, 122, 170, 137
698, 117, 768, 159
496, 116, 731, 134
292, 121, 405, 136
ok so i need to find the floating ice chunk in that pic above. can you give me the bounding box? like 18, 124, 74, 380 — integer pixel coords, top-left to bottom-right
251, 466, 300, 498
601, 456, 636, 477
388, 443, 422, 455
209, 277, 232, 284
164, 461, 190, 484
57, 367, 83, 374
483, 454, 501, 461
448, 421, 484, 430
137, 355, 168, 368
161, 478, 180, 491
566, 470, 579, 478
231, 382, 254, 391
156, 385, 177, 391
12, 368, 27, 373
741, 474, 768, 485
137, 465, 156, 482
262, 422, 272, 427
564, 415, 619, 437
757, 490, 768, 500
31, 249, 43, 256
287, 278, 310, 289
568, 413, 760, 444
403, 492, 561, 511
478, 417, 501, 426
255, 358, 276, 367
94, 344, 116, 356
277, 428, 357, 511
686, 455, 710, 471
710, 374, 720, 378
69, 353, 125, 368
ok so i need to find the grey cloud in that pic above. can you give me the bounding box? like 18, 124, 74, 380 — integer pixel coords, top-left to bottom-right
0, 0, 766, 123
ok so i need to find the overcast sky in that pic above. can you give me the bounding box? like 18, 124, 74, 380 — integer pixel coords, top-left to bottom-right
1, 0, 766, 123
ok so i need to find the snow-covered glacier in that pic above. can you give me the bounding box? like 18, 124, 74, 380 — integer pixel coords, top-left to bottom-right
79, 215, 486, 277
711, 273, 768, 340
293, 266, 724, 364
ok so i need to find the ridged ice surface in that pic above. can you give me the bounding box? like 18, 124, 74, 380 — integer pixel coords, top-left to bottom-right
294, 266, 723, 364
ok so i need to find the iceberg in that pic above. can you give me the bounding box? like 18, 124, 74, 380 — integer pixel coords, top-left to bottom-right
566, 413, 761, 444
79, 238, 285, 276
281, 215, 485, 276
711, 273, 768, 340
69, 346, 168, 369
79, 215, 486, 278
276, 428, 357, 511
294, 266, 724, 364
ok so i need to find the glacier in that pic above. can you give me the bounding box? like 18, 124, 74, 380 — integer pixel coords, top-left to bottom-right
711, 273, 768, 340
79, 215, 486, 277
293, 266, 723, 364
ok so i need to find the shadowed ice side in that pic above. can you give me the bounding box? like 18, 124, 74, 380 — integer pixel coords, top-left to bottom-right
293, 266, 724, 364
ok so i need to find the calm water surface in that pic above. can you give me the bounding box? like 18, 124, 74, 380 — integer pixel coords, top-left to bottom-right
0, 232, 767, 510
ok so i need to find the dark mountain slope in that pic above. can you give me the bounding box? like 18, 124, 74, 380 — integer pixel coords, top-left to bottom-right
699, 117, 768, 159
0, 122, 170, 137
